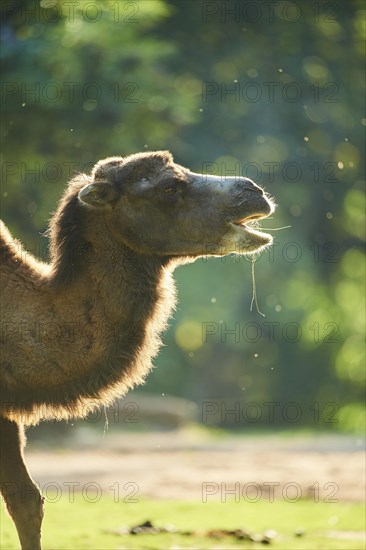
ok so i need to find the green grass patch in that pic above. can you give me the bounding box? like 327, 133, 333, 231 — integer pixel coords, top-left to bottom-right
1, 497, 365, 549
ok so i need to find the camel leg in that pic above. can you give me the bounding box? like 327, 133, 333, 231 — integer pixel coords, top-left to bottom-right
0, 416, 44, 550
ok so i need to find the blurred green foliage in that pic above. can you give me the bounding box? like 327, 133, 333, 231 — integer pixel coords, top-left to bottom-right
1, 0, 365, 431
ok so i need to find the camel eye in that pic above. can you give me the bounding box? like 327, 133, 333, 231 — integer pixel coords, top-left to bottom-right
163, 185, 177, 196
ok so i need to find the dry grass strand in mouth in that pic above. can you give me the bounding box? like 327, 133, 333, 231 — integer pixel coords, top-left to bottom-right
258, 225, 292, 231
250, 256, 265, 317
248, 225, 291, 316
247, 218, 291, 232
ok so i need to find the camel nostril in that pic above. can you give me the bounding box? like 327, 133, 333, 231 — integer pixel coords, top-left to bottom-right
235, 178, 264, 195
246, 180, 264, 195
249, 185, 264, 196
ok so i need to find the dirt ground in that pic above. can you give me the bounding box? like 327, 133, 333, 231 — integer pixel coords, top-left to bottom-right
26, 432, 365, 502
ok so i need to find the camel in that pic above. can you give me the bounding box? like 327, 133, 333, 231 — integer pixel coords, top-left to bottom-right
0, 150, 275, 549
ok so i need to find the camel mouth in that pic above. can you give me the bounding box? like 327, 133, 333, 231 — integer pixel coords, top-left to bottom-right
234, 212, 268, 225
231, 212, 272, 241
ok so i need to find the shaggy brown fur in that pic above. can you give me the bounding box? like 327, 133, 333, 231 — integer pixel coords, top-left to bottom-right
0, 151, 274, 549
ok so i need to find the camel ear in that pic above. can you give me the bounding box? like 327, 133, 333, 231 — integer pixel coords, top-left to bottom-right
78, 181, 119, 208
